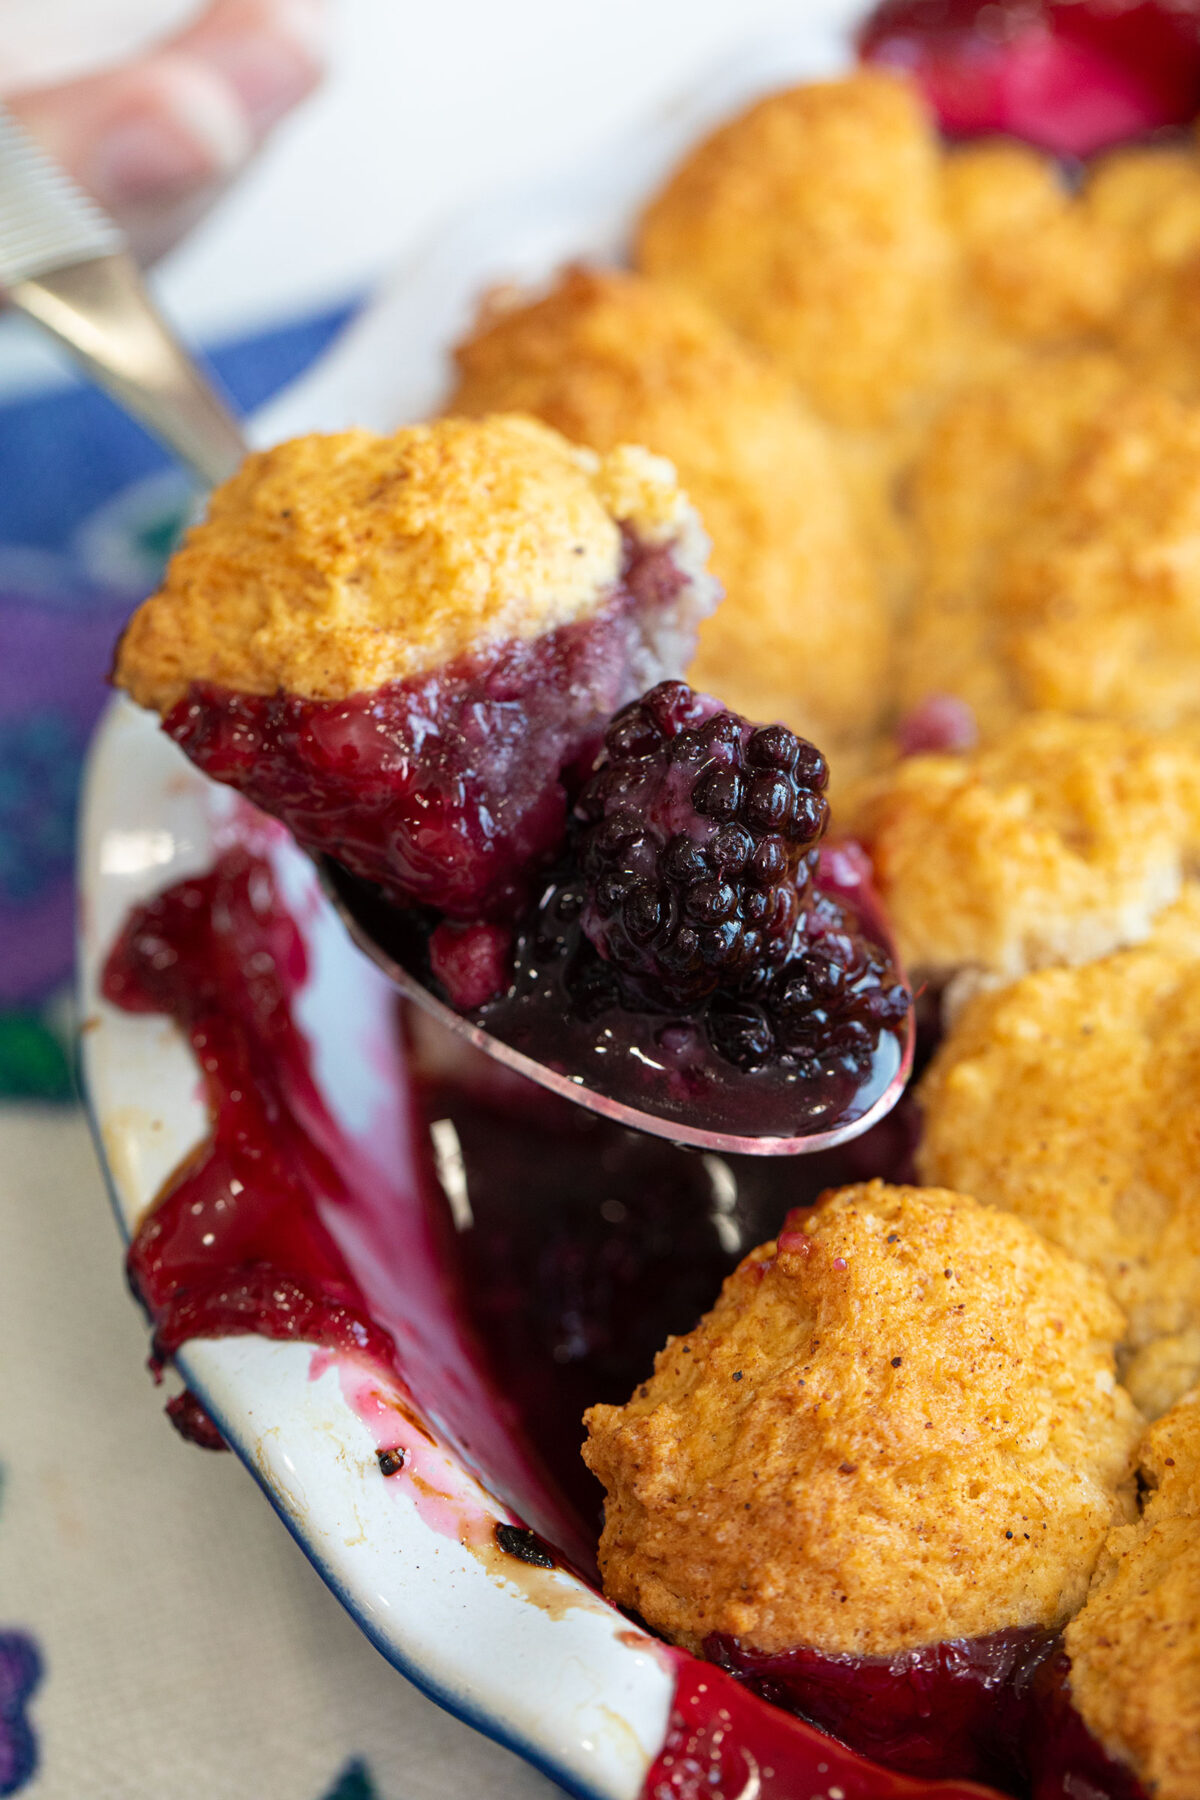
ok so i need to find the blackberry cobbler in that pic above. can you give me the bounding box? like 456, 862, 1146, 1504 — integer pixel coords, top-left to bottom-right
105, 6, 1200, 1794
585, 1180, 1142, 1791
115, 414, 719, 923
116, 414, 909, 1139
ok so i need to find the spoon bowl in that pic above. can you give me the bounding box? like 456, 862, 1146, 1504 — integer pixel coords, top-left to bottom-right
320, 856, 915, 1157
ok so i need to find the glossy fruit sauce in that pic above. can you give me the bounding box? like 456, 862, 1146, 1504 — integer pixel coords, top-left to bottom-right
859, 0, 1200, 155
1025, 1652, 1149, 1800
100, 841, 1144, 1800
707, 1626, 1057, 1790
334, 839, 910, 1143
162, 535, 688, 924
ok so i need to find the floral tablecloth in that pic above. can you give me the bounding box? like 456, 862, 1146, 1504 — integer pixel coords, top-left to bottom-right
0, 314, 560, 1800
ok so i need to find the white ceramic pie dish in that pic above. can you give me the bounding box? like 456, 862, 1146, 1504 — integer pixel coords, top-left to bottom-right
78, 22, 855, 1796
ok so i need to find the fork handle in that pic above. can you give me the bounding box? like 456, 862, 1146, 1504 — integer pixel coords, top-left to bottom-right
11, 251, 248, 487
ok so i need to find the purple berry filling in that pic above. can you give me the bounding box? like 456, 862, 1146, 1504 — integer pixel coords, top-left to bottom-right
859, 0, 1200, 157
708, 1626, 1058, 1790
163, 534, 692, 923
896, 694, 978, 758
1027, 1651, 1149, 1800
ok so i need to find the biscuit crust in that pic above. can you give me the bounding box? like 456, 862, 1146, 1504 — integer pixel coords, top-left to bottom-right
896, 353, 1137, 737
942, 141, 1132, 349
636, 71, 957, 429
1065, 1391, 1200, 1800
852, 713, 1200, 986
115, 415, 696, 712
918, 889, 1200, 1371
584, 1182, 1139, 1659
448, 266, 888, 746
900, 376, 1200, 736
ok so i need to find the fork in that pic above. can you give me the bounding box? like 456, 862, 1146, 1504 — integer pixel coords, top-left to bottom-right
0, 103, 248, 487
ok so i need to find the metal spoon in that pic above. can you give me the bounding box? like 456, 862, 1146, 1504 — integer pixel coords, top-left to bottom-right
322, 858, 914, 1157
3, 103, 914, 1155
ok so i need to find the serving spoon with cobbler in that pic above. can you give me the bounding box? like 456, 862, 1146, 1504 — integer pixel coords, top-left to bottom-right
6, 106, 913, 1156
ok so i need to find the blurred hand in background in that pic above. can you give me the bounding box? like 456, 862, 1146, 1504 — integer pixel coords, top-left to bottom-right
4, 0, 329, 262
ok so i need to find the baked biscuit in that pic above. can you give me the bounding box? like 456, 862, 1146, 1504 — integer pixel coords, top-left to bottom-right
116, 414, 707, 711
636, 71, 956, 429
113, 415, 720, 920
901, 379, 1200, 736
918, 888, 1200, 1385
999, 389, 1200, 728
584, 1181, 1139, 1658
941, 136, 1200, 375
1088, 141, 1200, 402
447, 266, 889, 746
1063, 1390, 1200, 1800
1085, 140, 1200, 270
1123, 1331, 1200, 1423
942, 141, 1130, 349
896, 352, 1135, 737
852, 713, 1200, 989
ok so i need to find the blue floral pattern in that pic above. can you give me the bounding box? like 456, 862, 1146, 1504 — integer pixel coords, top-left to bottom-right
321, 1758, 378, 1800
0, 1632, 41, 1797
0, 712, 85, 906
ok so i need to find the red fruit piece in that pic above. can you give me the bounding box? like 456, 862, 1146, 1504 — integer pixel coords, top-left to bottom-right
896, 693, 978, 757
859, 0, 1200, 156
429, 920, 514, 1010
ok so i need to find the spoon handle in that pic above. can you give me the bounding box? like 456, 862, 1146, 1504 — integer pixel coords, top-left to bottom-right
10, 253, 248, 487
0, 104, 246, 487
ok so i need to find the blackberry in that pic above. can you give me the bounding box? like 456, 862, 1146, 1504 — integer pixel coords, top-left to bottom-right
576, 682, 829, 1008
731, 897, 910, 1076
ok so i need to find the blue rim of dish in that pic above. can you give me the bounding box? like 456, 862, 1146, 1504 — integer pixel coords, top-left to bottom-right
77, 1065, 612, 1800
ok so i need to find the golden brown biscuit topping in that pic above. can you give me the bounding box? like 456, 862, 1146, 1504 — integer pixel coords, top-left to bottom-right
852, 713, 1200, 987
942, 141, 1132, 348
918, 887, 1200, 1386
115, 415, 695, 713
584, 1181, 1139, 1659
636, 70, 957, 429
1066, 1390, 1200, 1800
448, 265, 888, 747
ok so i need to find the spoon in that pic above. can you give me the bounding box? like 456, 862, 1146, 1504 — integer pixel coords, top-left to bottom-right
322, 856, 914, 1157
3, 104, 914, 1155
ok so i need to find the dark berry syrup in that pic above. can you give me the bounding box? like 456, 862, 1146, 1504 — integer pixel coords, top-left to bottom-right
859, 0, 1200, 156
341, 684, 912, 1148
100, 843, 1127, 1800
1027, 1652, 1148, 1800
162, 534, 690, 923
646, 1654, 1011, 1800
707, 1627, 1059, 1791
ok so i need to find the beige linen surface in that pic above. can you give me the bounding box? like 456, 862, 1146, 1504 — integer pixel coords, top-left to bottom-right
0, 1108, 560, 1800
